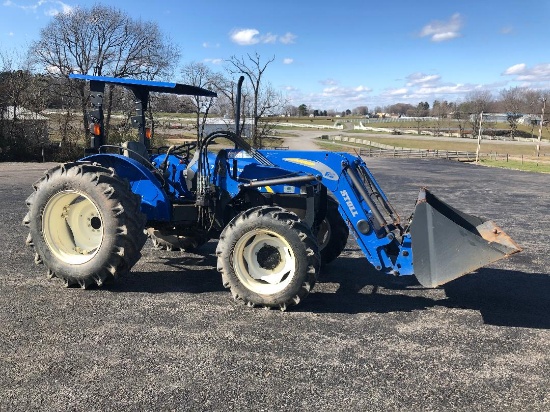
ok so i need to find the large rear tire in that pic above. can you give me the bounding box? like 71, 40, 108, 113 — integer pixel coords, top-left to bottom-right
216, 206, 320, 310
23, 162, 147, 288
318, 197, 349, 265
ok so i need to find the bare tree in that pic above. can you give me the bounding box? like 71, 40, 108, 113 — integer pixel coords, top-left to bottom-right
518, 88, 542, 139
353, 106, 369, 116
284, 104, 298, 117
210, 75, 248, 134
499, 87, 524, 139
451, 101, 468, 138
248, 82, 285, 145
29, 4, 179, 142
431, 100, 446, 135
385, 103, 413, 117
412, 102, 429, 134
226, 53, 276, 147
462, 90, 493, 137
0, 51, 51, 160
180, 62, 221, 142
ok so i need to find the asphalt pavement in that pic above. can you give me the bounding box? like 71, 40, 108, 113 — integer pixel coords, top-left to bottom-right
0, 159, 548, 411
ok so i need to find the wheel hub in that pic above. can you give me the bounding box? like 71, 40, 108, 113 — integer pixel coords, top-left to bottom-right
256, 244, 281, 270
90, 216, 102, 230
317, 218, 331, 250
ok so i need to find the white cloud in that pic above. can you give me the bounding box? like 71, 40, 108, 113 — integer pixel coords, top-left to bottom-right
279, 32, 297, 44
3, 0, 72, 15
204, 58, 223, 65
355, 85, 369, 92
263, 33, 278, 44
202, 42, 220, 48
376, 72, 489, 104
406, 73, 441, 86
283, 58, 293, 64
387, 88, 408, 96
283, 79, 374, 111
321, 84, 372, 101
503, 63, 526, 75
230, 28, 297, 46
500, 26, 514, 35
502, 62, 550, 84
319, 78, 338, 86
431, 32, 460, 42
413, 83, 472, 96
419, 13, 463, 42
230, 29, 260, 45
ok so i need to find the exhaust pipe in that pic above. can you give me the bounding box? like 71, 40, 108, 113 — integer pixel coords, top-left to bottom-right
235, 75, 245, 139
410, 188, 521, 288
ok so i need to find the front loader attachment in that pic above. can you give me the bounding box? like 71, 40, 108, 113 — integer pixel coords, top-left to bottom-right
410, 188, 521, 288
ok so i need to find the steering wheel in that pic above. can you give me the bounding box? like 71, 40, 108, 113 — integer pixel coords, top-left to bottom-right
171, 142, 197, 155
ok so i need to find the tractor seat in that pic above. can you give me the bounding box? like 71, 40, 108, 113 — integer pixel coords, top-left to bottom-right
122, 141, 151, 168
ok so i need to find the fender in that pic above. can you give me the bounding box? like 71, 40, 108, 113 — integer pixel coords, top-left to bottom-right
81, 153, 172, 221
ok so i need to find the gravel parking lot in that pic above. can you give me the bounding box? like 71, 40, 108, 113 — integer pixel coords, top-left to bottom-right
1, 159, 548, 411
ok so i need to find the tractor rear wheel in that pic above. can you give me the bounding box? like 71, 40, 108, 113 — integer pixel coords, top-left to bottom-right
23, 162, 147, 288
216, 206, 320, 310
318, 197, 349, 265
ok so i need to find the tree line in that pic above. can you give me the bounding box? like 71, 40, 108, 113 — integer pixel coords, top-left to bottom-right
379, 89, 549, 139
296, 88, 548, 123
295, 88, 548, 140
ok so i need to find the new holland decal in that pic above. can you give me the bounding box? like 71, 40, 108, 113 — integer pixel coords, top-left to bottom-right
282, 158, 338, 181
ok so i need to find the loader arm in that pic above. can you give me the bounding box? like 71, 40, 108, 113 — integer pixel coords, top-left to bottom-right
262, 151, 414, 277
261, 150, 521, 286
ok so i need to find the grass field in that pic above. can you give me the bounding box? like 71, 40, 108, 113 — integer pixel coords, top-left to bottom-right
479, 159, 550, 173
351, 136, 550, 157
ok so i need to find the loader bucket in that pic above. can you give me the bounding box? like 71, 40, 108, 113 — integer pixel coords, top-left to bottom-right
409, 188, 521, 288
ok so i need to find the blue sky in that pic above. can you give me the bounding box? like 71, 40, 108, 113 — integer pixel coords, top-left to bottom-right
1, 0, 549, 111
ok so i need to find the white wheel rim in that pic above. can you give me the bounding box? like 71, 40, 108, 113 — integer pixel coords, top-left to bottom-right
233, 229, 296, 295
42, 190, 103, 264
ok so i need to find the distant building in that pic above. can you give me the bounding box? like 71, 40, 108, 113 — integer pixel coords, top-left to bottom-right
518, 114, 542, 125
469, 113, 514, 123
1, 106, 48, 121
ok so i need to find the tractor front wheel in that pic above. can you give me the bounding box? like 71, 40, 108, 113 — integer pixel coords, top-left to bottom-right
318, 197, 349, 265
216, 206, 320, 310
23, 162, 147, 288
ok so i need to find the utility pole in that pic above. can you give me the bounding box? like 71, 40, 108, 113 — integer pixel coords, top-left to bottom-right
476, 112, 483, 163
537, 97, 546, 157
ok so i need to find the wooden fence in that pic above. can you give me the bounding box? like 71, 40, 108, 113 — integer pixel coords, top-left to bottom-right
358, 148, 550, 163
359, 147, 478, 161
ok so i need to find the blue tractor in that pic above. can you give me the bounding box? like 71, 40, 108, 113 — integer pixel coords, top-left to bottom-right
23, 74, 521, 310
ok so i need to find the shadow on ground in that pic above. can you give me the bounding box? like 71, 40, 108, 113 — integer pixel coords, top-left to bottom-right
105, 248, 549, 330
107, 252, 225, 294
306, 258, 550, 329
